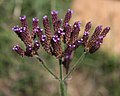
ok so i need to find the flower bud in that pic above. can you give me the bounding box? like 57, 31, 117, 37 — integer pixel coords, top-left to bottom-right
63, 9, 73, 28
25, 44, 33, 56
33, 40, 40, 52
51, 35, 62, 58
12, 45, 25, 56
69, 21, 81, 44
64, 23, 72, 44
51, 10, 58, 24
31, 17, 39, 39
43, 15, 52, 43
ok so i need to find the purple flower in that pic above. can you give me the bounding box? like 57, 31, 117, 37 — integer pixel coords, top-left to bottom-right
12, 16, 40, 57
64, 23, 72, 44
62, 9, 73, 28
51, 35, 62, 58
51, 10, 58, 24
31, 17, 39, 39
69, 21, 81, 44
82, 21, 91, 46
33, 40, 40, 52
19, 15, 27, 28
43, 15, 52, 43
62, 52, 73, 74
12, 9, 110, 73
84, 26, 110, 53
12, 26, 32, 46
53, 19, 62, 34
12, 45, 25, 57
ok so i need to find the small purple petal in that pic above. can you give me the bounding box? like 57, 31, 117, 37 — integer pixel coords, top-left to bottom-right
19, 15, 26, 21
51, 10, 58, 15
12, 25, 20, 32
68, 9, 73, 14
43, 15, 47, 19
32, 17, 39, 22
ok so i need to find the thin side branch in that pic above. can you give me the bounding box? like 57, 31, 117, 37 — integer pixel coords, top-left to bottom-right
63, 52, 87, 81
35, 55, 60, 81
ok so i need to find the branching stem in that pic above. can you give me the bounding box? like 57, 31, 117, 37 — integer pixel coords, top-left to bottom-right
35, 55, 60, 81
63, 52, 87, 81
59, 58, 65, 96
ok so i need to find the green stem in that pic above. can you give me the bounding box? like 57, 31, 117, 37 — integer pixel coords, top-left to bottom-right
64, 81, 68, 96
59, 58, 63, 80
64, 52, 87, 81
35, 55, 60, 81
59, 58, 65, 96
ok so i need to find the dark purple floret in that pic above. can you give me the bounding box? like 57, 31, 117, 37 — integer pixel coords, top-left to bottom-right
44, 41, 52, 55
62, 52, 73, 74
41, 35, 46, 42
84, 25, 110, 53
64, 23, 72, 44
12, 26, 26, 42
63, 38, 83, 57
12, 45, 25, 56
25, 45, 33, 56
53, 19, 62, 34
19, 15, 28, 28
89, 41, 101, 53
37, 33, 46, 47
36, 26, 43, 36
31, 17, 39, 39
43, 15, 52, 43
33, 17, 39, 22
35, 26, 46, 45
74, 38, 83, 49
98, 36, 104, 44
19, 27, 26, 32
12, 25, 20, 33
100, 27, 110, 38
52, 35, 60, 42
82, 22, 91, 46
19, 15, 26, 21
86, 25, 102, 49
51, 10, 58, 15
69, 21, 81, 44
68, 44, 76, 51
63, 9, 73, 28
73, 21, 81, 33
82, 31, 89, 46
32, 17, 39, 30
85, 21, 92, 32
37, 33, 52, 55
51, 35, 62, 58
33, 40, 40, 51
51, 10, 58, 24
90, 25, 102, 41
58, 28, 65, 34
19, 27, 32, 46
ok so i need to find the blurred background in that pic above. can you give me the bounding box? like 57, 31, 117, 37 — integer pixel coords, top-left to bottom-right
0, 0, 120, 96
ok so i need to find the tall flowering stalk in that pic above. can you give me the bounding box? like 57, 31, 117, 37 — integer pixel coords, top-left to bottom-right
12, 9, 110, 96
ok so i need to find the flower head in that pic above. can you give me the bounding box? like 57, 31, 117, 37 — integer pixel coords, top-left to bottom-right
12, 9, 110, 73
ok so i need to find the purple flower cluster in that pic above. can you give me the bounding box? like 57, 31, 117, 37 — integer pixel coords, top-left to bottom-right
12, 9, 110, 72
12, 16, 40, 57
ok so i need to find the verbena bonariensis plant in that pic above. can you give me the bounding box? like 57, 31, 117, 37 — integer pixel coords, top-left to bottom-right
12, 9, 110, 96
